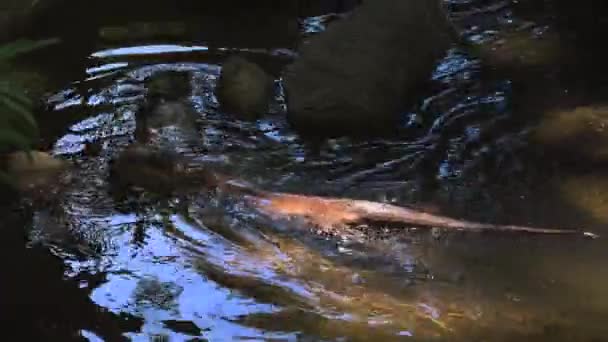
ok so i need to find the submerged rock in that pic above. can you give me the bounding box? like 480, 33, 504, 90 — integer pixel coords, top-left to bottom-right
108, 143, 217, 196
216, 55, 274, 121
284, 0, 455, 137
560, 173, 608, 223
143, 101, 199, 134
474, 27, 563, 75
6, 150, 65, 172
136, 70, 200, 146
4, 150, 69, 192
145, 70, 192, 102
532, 106, 608, 164
529, 105, 608, 225
108, 144, 187, 194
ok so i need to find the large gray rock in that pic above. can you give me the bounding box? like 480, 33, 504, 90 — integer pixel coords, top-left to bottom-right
284, 0, 456, 137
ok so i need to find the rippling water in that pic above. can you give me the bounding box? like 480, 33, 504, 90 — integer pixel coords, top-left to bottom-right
8, 0, 608, 340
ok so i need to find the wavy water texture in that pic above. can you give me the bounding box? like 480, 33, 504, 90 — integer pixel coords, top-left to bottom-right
19, 0, 608, 340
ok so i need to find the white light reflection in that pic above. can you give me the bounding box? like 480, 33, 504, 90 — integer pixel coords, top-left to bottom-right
91, 45, 210, 58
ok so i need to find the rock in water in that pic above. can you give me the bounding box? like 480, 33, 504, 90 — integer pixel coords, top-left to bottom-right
136, 70, 200, 148
5, 150, 69, 192
6, 151, 65, 172
284, 0, 456, 138
216, 55, 274, 120
146, 70, 192, 101
108, 144, 184, 194
145, 101, 199, 133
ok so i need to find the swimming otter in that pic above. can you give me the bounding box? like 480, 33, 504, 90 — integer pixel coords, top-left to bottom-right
108, 144, 596, 238
216, 55, 274, 121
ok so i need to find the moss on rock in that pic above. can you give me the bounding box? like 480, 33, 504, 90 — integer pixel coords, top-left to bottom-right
532, 106, 608, 163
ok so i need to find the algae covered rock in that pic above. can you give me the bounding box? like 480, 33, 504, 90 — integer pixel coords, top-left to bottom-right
216, 55, 274, 121
108, 144, 185, 194
4, 150, 69, 192
560, 174, 608, 223
530, 105, 608, 224
108, 144, 211, 195
531, 106, 608, 163
144, 101, 199, 133
145, 70, 192, 102
474, 28, 563, 73
284, 0, 455, 137
136, 70, 199, 145
7, 150, 66, 173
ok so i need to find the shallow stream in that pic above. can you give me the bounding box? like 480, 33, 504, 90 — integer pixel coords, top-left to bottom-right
4, 0, 608, 340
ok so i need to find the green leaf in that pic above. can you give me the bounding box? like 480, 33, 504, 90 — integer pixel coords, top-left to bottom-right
0, 38, 61, 62
0, 128, 33, 151
0, 82, 37, 135
6, 119, 38, 142
0, 80, 33, 106
0, 170, 16, 187
0, 96, 37, 131
0, 38, 61, 175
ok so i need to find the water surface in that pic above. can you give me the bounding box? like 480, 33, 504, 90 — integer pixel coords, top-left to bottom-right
6, 0, 608, 340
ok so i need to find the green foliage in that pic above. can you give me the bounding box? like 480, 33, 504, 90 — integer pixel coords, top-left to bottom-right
0, 38, 59, 185
0, 38, 59, 64
0, 80, 37, 152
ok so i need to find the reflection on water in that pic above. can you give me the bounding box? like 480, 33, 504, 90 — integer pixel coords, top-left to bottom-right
9, 0, 608, 340
92, 45, 210, 58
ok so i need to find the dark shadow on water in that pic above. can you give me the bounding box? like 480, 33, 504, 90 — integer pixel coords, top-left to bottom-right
0, 204, 143, 340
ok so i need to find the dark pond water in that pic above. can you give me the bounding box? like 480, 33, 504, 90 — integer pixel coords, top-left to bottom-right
4, 0, 608, 341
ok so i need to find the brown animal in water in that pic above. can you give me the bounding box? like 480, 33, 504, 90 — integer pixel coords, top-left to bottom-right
109, 145, 598, 238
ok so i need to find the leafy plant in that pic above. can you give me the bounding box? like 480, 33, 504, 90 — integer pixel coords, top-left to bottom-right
0, 38, 59, 184
0, 38, 59, 62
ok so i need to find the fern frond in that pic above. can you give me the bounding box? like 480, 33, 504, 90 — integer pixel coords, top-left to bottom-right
0, 94, 37, 132
0, 128, 34, 152
0, 170, 16, 187
0, 37, 61, 184
0, 38, 60, 62
0, 80, 33, 105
